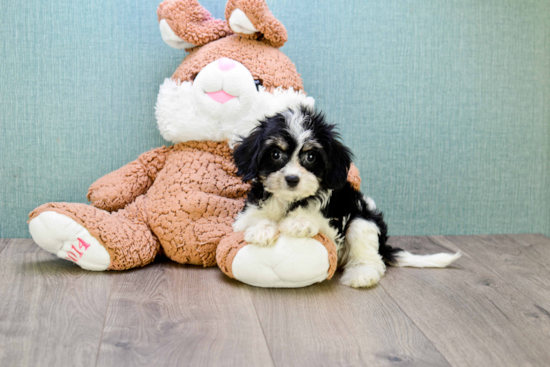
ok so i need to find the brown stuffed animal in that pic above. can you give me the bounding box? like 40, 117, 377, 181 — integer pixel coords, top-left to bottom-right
28, 0, 360, 287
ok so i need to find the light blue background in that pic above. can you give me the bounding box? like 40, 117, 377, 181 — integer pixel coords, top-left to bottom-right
1, 0, 548, 238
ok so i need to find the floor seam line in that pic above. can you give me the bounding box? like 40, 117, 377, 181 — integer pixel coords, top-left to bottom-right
249, 290, 277, 367
379, 280, 455, 367
94, 274, 115, 367
0, 238, 13, 255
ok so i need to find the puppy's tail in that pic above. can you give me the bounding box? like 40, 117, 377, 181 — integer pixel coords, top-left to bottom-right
363, 197, 461, 268
389, 249, 462, 268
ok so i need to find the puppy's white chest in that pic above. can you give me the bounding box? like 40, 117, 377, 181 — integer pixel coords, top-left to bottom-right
259, 196, 291, 221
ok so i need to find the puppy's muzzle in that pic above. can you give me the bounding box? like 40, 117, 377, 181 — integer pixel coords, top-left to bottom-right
285, 175, 300, 188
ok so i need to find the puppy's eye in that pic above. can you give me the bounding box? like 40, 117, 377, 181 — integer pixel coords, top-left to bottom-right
254, 79, 263, 91
306, 152, 316, 163
271, 150, 282, 160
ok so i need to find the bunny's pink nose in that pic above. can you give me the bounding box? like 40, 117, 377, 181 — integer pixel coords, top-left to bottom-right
218, 58, 236, 71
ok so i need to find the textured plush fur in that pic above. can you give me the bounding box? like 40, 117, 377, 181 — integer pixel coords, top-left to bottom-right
233, 106, 461, 288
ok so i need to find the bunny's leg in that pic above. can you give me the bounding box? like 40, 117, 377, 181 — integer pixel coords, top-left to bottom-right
216, 233, 338, 288
153, 191, 245, 267
29, 196, 159, 270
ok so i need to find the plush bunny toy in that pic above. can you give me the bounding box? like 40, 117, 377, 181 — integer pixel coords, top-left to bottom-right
28, 0, 361, 288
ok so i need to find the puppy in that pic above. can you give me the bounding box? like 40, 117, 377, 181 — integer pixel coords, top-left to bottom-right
232, 106, 460, 288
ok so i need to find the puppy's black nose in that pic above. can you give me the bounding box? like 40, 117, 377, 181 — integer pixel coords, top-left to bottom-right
285, 175, 300, 188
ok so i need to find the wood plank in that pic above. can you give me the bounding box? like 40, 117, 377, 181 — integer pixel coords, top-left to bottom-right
0, 239, 113, 367
507, 234, 550, 267
431, 234, 550, 312
96, 259, 274, 367
381, 236, 550, 367
1, 239, 43, 254
249, 273, 451, 367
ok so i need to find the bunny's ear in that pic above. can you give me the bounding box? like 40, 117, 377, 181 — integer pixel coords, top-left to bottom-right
158, 0, 233, 50
225, 0, 288, 48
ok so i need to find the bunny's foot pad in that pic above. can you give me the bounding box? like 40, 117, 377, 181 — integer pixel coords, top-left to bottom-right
29, 211, 111, 271
217, 232, 337, 288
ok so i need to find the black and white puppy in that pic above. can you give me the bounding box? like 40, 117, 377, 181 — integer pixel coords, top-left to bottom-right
233, 106, 460, 288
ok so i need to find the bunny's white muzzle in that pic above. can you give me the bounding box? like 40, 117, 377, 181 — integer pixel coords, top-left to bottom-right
155, 58, 315, 145
192, 58, 260, 122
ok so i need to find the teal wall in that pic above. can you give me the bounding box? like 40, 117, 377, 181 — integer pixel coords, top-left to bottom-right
1, 0, 549, 238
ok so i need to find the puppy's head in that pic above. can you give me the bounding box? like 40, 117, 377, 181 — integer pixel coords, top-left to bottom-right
234, 106, 353, 201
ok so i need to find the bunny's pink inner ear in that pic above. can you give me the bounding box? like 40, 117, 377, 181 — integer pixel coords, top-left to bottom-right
158, 0, 232, 49
225, 0, 288, 48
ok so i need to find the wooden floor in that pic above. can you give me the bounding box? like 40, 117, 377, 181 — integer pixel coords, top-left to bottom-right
1, 234, 550, 366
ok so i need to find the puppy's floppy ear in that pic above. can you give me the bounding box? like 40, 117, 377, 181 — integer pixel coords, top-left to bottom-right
233, 126, 264, 181
324, 139, 353, 191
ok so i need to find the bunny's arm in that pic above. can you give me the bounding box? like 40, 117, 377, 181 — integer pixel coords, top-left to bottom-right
348, 163, 362, 191
87, 147, 171, 212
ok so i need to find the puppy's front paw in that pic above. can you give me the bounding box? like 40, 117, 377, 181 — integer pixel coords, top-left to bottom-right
341, 265, 383, 288
244, 221, 279, 247
279, 216, 319, 238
